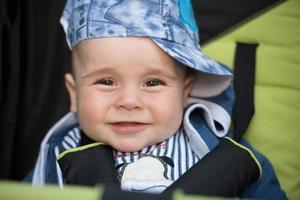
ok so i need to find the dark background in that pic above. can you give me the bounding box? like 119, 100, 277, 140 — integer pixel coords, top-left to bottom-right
0, 0, 278, 180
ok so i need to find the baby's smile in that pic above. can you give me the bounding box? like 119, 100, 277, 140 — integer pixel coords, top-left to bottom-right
108, 121, 149, 134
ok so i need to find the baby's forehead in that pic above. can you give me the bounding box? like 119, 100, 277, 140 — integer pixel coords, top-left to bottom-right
71, 37, 187, 77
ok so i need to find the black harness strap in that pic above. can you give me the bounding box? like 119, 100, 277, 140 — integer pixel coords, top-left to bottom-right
58, 144, 120, 186
162, 138, 260, 197
233, 42, 258, 141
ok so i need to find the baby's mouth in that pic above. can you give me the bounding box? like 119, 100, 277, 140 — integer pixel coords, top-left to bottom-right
109, 122, 148, 134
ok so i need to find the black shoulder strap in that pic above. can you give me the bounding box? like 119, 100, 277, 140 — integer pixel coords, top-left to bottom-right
58, 144, 120, 186
162, 137, 260, 197
233, 42, 258, 141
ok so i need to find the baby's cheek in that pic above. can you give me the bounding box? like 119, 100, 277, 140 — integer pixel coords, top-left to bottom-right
77, 100, 106, 141
77, 93, 107, 124
158, 103, 183, 132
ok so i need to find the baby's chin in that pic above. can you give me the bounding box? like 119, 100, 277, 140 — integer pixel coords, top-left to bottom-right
111, 140, 154, 153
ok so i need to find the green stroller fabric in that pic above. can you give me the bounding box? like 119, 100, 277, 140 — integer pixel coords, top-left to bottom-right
202, 1, 300, 199
0, 181, 243, 200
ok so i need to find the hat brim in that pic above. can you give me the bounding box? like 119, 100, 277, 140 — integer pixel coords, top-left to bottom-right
151, 37, 232, 98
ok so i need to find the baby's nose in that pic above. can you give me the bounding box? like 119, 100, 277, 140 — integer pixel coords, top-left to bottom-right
116, 87, 143, 110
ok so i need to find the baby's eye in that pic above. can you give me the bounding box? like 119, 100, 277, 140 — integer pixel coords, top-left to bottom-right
144, 79, 165, 87
95, 79, 116, 86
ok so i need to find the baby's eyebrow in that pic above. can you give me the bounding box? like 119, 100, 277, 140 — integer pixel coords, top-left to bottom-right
142, 68, 179, 80
81, 67, 116, 79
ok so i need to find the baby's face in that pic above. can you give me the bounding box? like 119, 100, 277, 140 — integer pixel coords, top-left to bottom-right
65, 37, 193, 152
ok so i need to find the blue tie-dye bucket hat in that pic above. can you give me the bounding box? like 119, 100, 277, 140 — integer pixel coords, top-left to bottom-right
60, 0, 232, 97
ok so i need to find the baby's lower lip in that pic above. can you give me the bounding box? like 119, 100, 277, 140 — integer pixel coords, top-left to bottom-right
109, 122, 147, 134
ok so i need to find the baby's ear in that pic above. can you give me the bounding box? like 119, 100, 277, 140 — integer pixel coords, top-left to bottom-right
183, 74, 195, 107
65, 73, 77, 113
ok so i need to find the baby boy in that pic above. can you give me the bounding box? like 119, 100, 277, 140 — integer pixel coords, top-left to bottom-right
29, 0, 286, 199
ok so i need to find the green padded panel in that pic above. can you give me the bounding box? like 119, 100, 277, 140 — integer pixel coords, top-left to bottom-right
0, 181, 234, 200
202, 1, 300, 199
173, 191, 233, 200
0, 181, 101, 200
